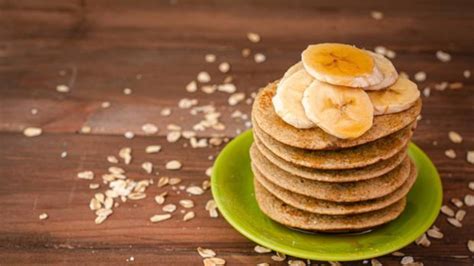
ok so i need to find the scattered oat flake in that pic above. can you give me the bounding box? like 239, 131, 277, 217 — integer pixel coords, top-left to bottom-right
81, 125, 92, 134
445, 149, 456, 159
205, 54, 216, 63
89, 183, 100, 190
119, 147, 132, 164
107, 155, 118, 164
166, 160, 182, 170
448, 131, 463, 143
254, 53, 266, 63
371, 10, 384, 20
179, 199, 194, 208
370, 259, 382, 266
124, 131, 135, 139
414, 71, 427, 82
154, 193, 167, 205
218, 62, 231, 73
467, 151, 474, 164
23, 127, 42, 137
241, 48, 251, 58
392, 251, 405, 257
464, 194, 474, 206
161, 108, 171, 116
162, 204, 177, 213
56, 84, 70, 93
422, 87, 431, 97
436, 50, 451, 62
440, 205, 454, 216
39, 213, 48, 220
158, 176, 169, 187
288, 260, 305, 266
123, 88, 132, 95
145, 145, 161, 154
247, 32, 261, 43
142, 123, 158, 134
186, 81, 198, 92
217, 83, 236, 93
271, 252, 286, 261
183, 211, 195, 221
150, 214, 171, 223
101, 101, 111, 108
186, 186, 204, 195
78, 170, 94, 180
468, 240, 474, 253
167, 177, 180, 185
469, 182, 474, 190
415, 233, 431, 247
455, 209, 466, 221
447, 217, 462, 227
203, 257, 225, 266
178, 98, 198, 109
386, 50, 396, 59
141, 162, 153, 174
451, 198, 463, 208
228, 92, 245, 106
401, 256, 414, 265
254, 245, 271, 254
197, 247, 216, 258
31, 108, 38, 115
256, 263, 269, 266
167, 131, 181, 143
197, 71, 211, 83
427, 228, 444, 239
463, 70, 471, 78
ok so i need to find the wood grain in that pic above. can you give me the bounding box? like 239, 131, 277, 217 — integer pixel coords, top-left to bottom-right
0, 0, 473, 265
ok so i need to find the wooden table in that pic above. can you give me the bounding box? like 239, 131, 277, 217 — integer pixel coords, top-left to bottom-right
1, 1, 473, 265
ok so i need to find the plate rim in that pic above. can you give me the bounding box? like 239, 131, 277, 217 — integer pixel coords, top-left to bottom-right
211, 130, 443, 261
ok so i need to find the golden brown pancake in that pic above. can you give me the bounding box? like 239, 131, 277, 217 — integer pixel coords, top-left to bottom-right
250, 147, 412, 202
253, 118, 412, 170
254, 179, 407, 232
252, 81, 421, 150
254, 138, 408, 182
253, 156, 417, 215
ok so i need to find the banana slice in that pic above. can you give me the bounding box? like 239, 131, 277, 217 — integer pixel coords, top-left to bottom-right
302, 80, 374, 139
272, 69, 316, 129
364, 52, 398, 91
302, 43, 383, 88
368, 76, 420, 115
279, 62, 304, 85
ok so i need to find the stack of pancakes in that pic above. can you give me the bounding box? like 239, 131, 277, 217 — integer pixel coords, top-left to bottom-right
250, 82, 422, 232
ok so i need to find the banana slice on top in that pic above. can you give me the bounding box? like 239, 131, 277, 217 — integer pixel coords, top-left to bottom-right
364, 52, 398, 91
302, 80, 374, 139
368, 76, 420, 115
272, 69, 316, 129
302, 43, 383, 88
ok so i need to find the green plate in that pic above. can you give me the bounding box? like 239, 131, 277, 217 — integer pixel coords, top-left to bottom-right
211, 130, 442, 262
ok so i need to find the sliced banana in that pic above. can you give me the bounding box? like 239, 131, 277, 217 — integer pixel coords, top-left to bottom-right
302, 80, 374, 139
364, 52, 398, 91
368, 76, 420, 115
302, 43, 383, 88
279, 62, 304, 85
272, 69, 316, 129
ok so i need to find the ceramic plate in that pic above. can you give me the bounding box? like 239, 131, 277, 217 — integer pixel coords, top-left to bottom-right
211, 130, 442, 261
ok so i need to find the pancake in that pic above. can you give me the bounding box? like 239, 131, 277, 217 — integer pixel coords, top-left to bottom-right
253, 156, 417, 215
250, 148, 412, 202
253, 118, 412, 170
254, 179, 406, 232
254, 137, 408, 182
252, 81, 421, 150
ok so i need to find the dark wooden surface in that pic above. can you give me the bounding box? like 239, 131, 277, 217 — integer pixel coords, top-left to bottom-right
1, 0, 473, 265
